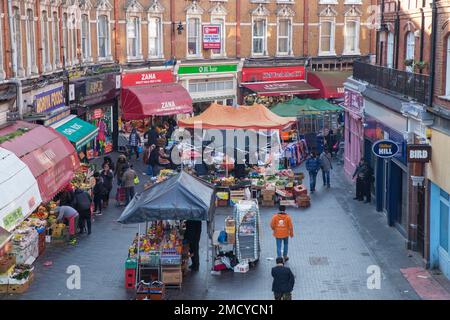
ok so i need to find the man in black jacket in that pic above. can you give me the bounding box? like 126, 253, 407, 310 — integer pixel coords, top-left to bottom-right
72, 187, 93, 235
184, 220, 202, 271
271, 257, 295, 300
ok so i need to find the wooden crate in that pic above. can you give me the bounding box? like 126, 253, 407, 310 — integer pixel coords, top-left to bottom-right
7, 273, 33, 294
161, 270, 182, 286
280, 200, 297, 207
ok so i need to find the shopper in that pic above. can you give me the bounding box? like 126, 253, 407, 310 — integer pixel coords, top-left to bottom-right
271, 257, 295, 300
362, 163, 374, 203
148, 145, 160, 177
319, 150, 333, 188
115, 154, 128, 186
72, 187, 93, 235
143, 143, 156, 176
305, 152, 321, 193
54, 206, 79, 237
185, 220, 202, 271
144, 125, 159, 147
100, 163, 114, 208
58, 184, 74, 206
102, 156, 115, 173
122, 164, 138, 205
352, 159, 367, 201
270, 205, 294, 262
92, 172, 106, 216
129, 128, 141, 160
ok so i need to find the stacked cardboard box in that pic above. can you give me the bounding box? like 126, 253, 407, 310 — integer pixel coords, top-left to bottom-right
261, 189, 275, 207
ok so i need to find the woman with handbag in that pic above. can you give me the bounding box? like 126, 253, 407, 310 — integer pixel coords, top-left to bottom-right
122, 164, 138, 205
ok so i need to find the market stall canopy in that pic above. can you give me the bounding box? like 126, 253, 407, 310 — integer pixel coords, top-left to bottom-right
0, 147, 42, 231
307, 71, 352, 99
121, 83, 193, 119
51, 115, 99, 150
177, 103, 296, 130
0, 121, 80, 203
241, 81, 320, 97
118, 172, 215, 223
271, 98, 343, 117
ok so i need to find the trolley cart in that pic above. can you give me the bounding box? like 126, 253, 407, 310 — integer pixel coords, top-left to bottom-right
116, 187, 126, 206
233, 200, 261, 266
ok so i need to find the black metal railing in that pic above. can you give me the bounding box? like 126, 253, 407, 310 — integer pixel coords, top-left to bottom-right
353, 61, 431, 105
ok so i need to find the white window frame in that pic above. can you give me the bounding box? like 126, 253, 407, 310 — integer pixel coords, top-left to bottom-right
13, 6, 25, 77
62, 12, 69, 66
52, 11, 61, 69
80, 13, 92, 63
126, 16, 143, 60
319, 18, 336, 56
186, 16, 202, 59
405, 31, 415, 72
252, 17, 267, 56
210, 16, 226, 58
69, 13, 78, 65
343, 18, 360, 55
387, 32, 394, 68
25, 9, 38, 75
97, 14, 112, 61
276, 17, 292, 56
148, 15, 163, 59
41, 10, 52, 72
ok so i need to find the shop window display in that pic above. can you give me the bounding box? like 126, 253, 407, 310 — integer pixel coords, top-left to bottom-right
86, 106, 113, 159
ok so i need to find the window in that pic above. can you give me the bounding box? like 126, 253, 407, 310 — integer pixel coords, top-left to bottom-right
148, 17, 162, 58
387, 32, 394, 68
187, 18, 201, 57
13, 7, 22, 75
81, 14, 91, 61
70, 14, 77, 63
26, 9, 36, 74
405, 32, 415, 72
62, 13, 68, 64
127, 17, 140, 59
320, 20, 335, 55
98, 15, 110, 58
41, 11, 50, 70
445, 36, 450, 96
344, 20, 358, 54
252, 19, 266, 55
52, 12, 60, 67
211, 17, 225, 57
0, 7, 3, 78
277, 19, 291, 55
440, 199, 449, 253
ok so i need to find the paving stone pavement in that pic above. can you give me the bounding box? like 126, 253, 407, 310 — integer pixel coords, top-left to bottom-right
0, 154, 433, 300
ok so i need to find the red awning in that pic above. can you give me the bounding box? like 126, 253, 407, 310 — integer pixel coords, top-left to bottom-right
121, 83, 193, 120
0, 121, 80, 203
306, 72, 352, 99
241, 81, 320, 96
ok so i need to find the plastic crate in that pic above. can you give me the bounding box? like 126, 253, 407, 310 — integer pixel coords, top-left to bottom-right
125, 258, 137, 269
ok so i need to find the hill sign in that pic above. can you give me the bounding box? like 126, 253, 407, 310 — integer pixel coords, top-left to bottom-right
372, 140, 399, 158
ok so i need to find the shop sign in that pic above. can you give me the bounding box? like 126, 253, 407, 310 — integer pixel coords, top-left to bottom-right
34, 86, 65, 114
372, 140, 399, 158
73, 73, 119, 106
242, 66, 306, 82
121, 70, 174, 87
203, 25, 221, 50
407, 144, 431, 163
2, 207, 24, 231
344, 89, 363, 113
43, 109, 71, 127
177, 64, 238, 75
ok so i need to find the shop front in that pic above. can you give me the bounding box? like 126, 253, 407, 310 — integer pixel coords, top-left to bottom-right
70, 72, 121, 160
306, 71, 352, 102
428, 128, 450, 280
176, 62, 239, 113
240, 66, 319, 108
363, 94, 408, 236
343, 77, 365, 178
51, 115, 99, 152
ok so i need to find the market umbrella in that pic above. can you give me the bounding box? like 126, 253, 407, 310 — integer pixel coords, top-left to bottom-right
117, 171, 215, 224
270, 98, 322, 117
302, 98, 343, 112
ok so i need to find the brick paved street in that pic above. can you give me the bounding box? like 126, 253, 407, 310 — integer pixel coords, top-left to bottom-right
1, 154, 443, 300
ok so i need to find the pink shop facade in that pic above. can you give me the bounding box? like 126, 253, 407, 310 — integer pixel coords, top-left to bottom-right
343, 77, 365, 178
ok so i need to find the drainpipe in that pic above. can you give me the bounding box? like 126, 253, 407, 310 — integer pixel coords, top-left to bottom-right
236, 0, 241, 58
394, 1, 400, 69
428, 0, 437, 107
7, 0, 23, 119
303, 0, 309, 57
170, 0, 175, 58
419, 7, 425, 74
114, 0, 119, 63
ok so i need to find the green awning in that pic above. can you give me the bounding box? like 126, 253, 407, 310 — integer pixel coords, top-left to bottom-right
270, 98, 343, 117
53, 116, 99, 150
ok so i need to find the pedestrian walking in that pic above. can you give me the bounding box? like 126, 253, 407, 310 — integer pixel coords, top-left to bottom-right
129, 128, 142, 160
271, 257, 295, 300
115, 154, 128, 186
352, 159, 367, 201
184, 220, 202, 271
100, 163, 114, 208
122, 164, 138, 205
319, 150, 333, 188
72, 187, 93, 235
362, 163, 374, 203
305, 152, 321, 193
270, 205, 294, 262
92, 172, 107, 216
102, 156, 115, 173
144, 125, 159, 147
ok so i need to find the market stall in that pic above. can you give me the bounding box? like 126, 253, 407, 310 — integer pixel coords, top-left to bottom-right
118, 171, 216, 297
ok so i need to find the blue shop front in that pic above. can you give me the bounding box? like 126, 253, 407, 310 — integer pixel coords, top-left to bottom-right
362, 90, 409, 237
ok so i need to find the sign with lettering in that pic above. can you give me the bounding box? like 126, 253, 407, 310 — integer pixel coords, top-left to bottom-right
344, 89, 363, 114
72, 73, 120, 106
2, 207, 24, 231
242, 66, 306, 82
34, 86, 65, 113
407, 144, 431, 163
121, 70, 174, 87
372, 140, 399, 158
177, 64, 238, 75
203, 25, 221, 49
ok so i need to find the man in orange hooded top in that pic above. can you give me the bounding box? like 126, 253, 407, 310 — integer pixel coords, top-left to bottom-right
270, 205, 294, 262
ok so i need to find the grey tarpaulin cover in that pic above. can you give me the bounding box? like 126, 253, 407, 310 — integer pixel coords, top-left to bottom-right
117, 171, 215, 224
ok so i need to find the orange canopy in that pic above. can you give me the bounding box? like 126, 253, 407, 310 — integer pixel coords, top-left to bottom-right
178, 103, 296, 130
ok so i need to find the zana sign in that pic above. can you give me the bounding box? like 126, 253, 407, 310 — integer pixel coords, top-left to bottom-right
372, 140, 399, 158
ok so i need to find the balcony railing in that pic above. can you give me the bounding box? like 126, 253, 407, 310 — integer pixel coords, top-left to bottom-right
353, 61, 431, 105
